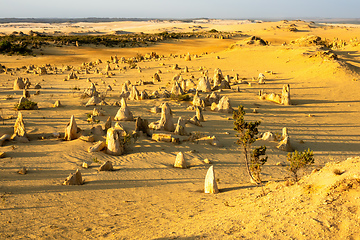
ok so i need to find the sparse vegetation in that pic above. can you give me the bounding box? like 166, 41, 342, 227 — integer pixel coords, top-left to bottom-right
287, 149, 314, 182
15, 100, 38, 110
0, 40, 32, 55
170, 94, 191, 102
233, 105, 267, 184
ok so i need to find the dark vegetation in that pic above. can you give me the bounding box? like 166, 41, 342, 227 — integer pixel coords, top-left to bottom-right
0, 30, 240, 55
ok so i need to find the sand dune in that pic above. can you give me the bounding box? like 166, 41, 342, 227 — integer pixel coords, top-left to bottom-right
1, 20, 360, 239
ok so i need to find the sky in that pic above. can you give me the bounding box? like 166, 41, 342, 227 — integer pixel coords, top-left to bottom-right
1, 0, 359, 19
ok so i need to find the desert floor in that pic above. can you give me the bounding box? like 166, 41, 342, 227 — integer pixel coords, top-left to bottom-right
1, 20, 360, 239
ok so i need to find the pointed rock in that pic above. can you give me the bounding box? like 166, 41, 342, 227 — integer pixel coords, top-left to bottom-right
104, 116, 112, 132
204, 166, 219, 194
211, 96, 233, 113
114, 98, 134, 121
64, 115, 79, 141
148, 103, 175, 132
174, 117, 187, 136
171, 81, 184, 96
53, 100, 62, 108
63, 169, 83, 185
197, 77, 212, 92
106, 128, 125, 156
174, 152, 187, 168
98, 161, 114, 171
195, 106, 204, 122
13, 77, 25, 90
11, 112, 29, 142
128, 86, 140, 100
85, 95, 102, 107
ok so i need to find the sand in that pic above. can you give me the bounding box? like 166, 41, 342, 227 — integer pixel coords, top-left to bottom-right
1, 20, 360, 239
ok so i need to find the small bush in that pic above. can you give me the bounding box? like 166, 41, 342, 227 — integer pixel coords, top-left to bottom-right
209, 29, 218, 33
15, 100, 38, 110
170, 94, 191, 101
287, 149, 314, 182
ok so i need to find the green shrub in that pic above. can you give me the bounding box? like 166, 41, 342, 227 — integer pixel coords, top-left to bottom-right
233, 105, 267, 184
287, 149, 314, 182
15, 100, 38, 110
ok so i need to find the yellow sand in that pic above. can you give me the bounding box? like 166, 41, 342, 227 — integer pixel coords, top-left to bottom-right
1, 20, 360, 239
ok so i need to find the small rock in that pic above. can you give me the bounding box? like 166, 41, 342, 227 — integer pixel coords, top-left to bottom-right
0, 152, 5, 158
203, 158, 212, 164
98, 161, 114, 171
82, 162, 90, 168
17, 167, 27, 175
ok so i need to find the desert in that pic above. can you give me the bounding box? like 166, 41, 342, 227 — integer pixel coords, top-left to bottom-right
1, 19, 360, 239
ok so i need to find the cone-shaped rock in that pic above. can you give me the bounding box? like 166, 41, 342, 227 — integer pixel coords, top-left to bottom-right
85, 95, 102, 107
174, 152, 187, 168
211, 96, 233, 113
128, 86, 140, 100
197, 77, 211, 92
98, 161, 114, 171
114, 98, 134, 121
158, 103, 175, 132
63, 169, 83, 185
64, 115, 79, 141
204, 166, 219, 194
195, 106, 204, 122
104, 116, 112, 132
174, 117, 187, 136
11, 112, 29, 142
13, 77, 25, 90
106, 128, 125, 156
171, 81, 184, 96
148, 103, 175, 132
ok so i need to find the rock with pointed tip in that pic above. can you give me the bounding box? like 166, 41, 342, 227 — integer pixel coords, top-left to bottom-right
98, 161, 114, 171
211, 96, 233, 113
171, 81, 184, 96
128, 86, 140, 100
63, 169, 83, 185
53, 100, 62, 108
148, 103, 175, 132
104, 116, 112, 132
85, 95, 102, 107
196, 77, 212, 92
174, 152, 187, 168
174, 117, 187, 136
204, 166, 219, 194
64, 115, 79, 141
11, 112, 29, 142
114, 98, 134, 121
17, 167, 27, 175
13, 77, 25, 90
195, 106, 204, 122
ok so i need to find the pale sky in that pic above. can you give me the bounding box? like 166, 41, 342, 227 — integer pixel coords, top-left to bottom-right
0, 0, 359, 19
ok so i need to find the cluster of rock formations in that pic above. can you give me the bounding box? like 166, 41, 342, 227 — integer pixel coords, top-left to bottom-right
1, 53, 300, 192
